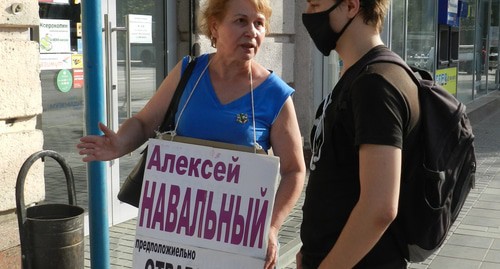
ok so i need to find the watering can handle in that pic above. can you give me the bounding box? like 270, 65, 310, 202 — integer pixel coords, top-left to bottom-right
16, 150, 78, 225
15, 150, 78, 269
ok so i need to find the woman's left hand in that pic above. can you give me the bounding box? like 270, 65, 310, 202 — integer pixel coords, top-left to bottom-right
264, 227, 279, 269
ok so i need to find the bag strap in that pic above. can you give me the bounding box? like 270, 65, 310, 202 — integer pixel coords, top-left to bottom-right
159, 56, 197, 132
357, 49, 429, 86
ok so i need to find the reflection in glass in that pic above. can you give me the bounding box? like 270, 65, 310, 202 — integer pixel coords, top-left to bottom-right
407, 1, 436, 73
390, 0, 405, 58
116, 1, 161, 195
487, 0, 500, 92
38, 2, 88, 209
458, 0, 477, 103
476, 0, 490, 96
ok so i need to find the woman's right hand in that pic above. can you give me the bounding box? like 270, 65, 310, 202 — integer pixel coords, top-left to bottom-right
76, 57, 183, 163
77, 122, 122, 162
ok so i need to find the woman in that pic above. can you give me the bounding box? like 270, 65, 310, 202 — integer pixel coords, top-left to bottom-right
77, 0, 306, 268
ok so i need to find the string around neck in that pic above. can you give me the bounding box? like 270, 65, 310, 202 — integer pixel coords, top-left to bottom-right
164, 54, 262, 154
249, 60, 262, 154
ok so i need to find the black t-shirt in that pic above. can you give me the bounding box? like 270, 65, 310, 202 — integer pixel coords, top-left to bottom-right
300, 46, 420, 268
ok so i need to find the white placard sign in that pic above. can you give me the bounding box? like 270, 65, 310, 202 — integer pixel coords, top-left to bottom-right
133, 138, 280, 268
128, 14, 153, 44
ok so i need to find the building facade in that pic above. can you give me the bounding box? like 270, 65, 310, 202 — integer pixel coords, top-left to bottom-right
0, 0, 498, 267
388, 0, 499, 103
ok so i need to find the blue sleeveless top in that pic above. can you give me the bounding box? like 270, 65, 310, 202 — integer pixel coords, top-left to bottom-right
174, 54, 294, 151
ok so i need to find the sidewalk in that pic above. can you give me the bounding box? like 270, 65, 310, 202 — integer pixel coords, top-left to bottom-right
84, 93, 500, 269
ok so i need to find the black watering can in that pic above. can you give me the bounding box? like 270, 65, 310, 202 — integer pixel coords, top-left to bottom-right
16, 150, 84, 269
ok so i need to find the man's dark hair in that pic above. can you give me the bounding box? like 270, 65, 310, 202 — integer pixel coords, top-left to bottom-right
359, 0, 390, 32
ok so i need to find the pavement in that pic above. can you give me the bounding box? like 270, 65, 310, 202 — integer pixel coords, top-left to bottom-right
84, 91, 500, 269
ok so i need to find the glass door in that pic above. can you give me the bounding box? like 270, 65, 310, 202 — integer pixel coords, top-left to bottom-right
38, 0, 90, 227
38, 0, 178, 228
103, 0, 176, 224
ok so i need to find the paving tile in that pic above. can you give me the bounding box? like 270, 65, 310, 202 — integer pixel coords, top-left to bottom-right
408, 263, 429, 269
487, 226, 500, 235
492, 239, 500, 250
484, 249, 500, 263
480, 262, 500, 269
462, 215, 500, 228
468, 208, 500, 219
483, 188, 500, 195
479, 194, 500, 203
438, 244, 488, 261
458, 224, 491, 233
446, 234, 494, 249
428, 256, 481, 269
474, 201, 500, 211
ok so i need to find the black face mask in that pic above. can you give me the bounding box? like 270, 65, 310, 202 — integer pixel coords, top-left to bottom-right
302, 0, 355, 56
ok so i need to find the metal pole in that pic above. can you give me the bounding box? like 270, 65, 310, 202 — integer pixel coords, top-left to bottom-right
81, 1, 111, 268
125, 15, 132, 119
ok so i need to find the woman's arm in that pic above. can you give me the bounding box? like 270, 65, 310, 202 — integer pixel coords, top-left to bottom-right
78, 59, 184, 162
264, 97, 306, 269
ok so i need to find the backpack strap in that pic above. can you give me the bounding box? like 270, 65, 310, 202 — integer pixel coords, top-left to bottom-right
337, 48, 425, 99
159, 56, 197, 132
360, 50, 431, 86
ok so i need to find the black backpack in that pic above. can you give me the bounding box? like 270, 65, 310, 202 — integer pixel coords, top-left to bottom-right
350, 50, 477, 262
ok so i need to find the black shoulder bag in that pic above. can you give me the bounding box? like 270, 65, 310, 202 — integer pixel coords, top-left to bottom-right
117, 56, 197, 207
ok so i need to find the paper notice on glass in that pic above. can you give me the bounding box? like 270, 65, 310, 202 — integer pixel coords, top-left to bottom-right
128, 14, 153, 44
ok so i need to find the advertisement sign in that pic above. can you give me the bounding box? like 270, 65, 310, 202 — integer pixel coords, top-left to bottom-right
71, 54, 83, 69
73, 69, 84, 89
39, 0, 70, 4
40, 53, 72, 70
435, 67, 458, 95
56, 69, 73, 92
39, 19, 71, 53
133, 139, 280, 268
128, 15, 153, 44
438, 0, 459, 27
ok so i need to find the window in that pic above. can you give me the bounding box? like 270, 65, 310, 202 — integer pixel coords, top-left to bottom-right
407, 1, 437, 73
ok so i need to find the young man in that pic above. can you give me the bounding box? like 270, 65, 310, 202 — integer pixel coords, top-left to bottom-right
298, 0, 420, 268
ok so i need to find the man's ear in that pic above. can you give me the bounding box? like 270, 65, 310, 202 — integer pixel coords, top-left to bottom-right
345, 0, 361, 18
